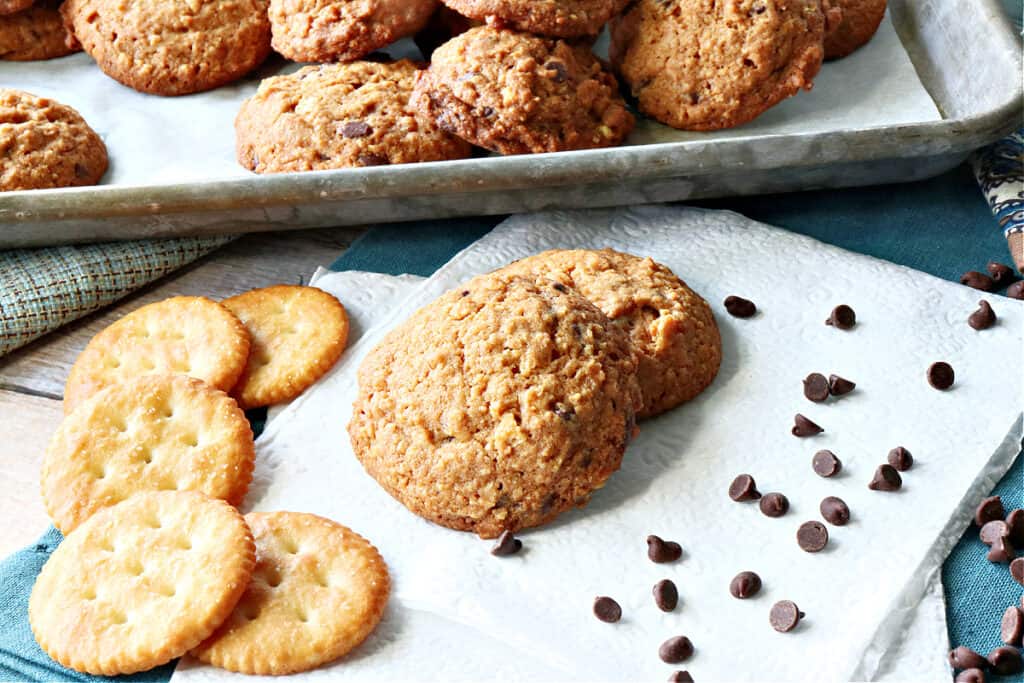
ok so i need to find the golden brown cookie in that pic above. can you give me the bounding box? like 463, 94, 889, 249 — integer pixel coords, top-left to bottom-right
63, 296, 251, 414
29, 491, 255, 676
0, 89, 106, 191
349, 272, 642, 538
0, 0, 33, 16
499, 249, 721, 418
223, 285, 349, 409
610, 0, 825, 131
413, 25, 635, 154
824, 0, 886, 59
236, 60, 472, 174
269, 0, 437, 63
60, 0, 271, 96
192, 512, 391, 675
42, 374, 255, 534
0, 1, 80, 61
439, 0, 630, 37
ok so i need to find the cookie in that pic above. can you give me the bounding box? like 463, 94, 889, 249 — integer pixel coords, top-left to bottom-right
223, 285, 349, 409
610, 0, 825, 131
63, 296, 251, 414
499, 249, 721, 418
236, 60, 472, 174
60, 0, 271, 96
414, 4, 477, 59
824, 0, 886, 59
29, 491, 255, 676
0, 1, 80, 61
0, 0, 33, 15
349, 272, 642, 538
192, 512, 390, 674
42, 374, 255, 534
439, 0, 630, 37
0, 89, 106, 191
413, 26, 635, 155
269, 0, 437, 63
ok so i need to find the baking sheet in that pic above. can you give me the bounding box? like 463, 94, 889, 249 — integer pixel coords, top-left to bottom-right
0, 13, 941, 188
173, 205, 1023, 682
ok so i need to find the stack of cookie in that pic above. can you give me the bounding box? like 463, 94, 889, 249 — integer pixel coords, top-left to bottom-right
29, 285, 393, 676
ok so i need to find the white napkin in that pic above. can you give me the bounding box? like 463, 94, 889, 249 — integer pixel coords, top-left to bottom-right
176, 206, 1023, 681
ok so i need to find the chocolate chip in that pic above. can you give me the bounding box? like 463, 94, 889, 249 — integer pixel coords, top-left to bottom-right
820, 496, 850, 526
988, 646, 1023, 676
1002, 606, 1024, 646
357, 153, 389, 166
961, 271, 996, 291
759, 492, 789, 518
968, 300, 997, 330
797, 521, 829, 552
792, 413, 823, 437
887, 446, 913, 471
653, 579, 679, 612
1008, 281, 1024, 299
544, 60, 568, 83
828, 374, 856, 396
724, 295, 756, 318
658, 636, 694, 663
803, 373, 830, 402
593, 596, 622, 623
553, 405, 575, 421
988, 261, 1017, 286
1011, 557, 1024, 586
729, 571, 762, 599
1007, 509, 1024, 546
868, 464, 902, 491
825, 304, 856, 329
927, 361, 955, 390
647, 535, 682, 563
980, 520, 1009, 545
74, 162, 90, 178
987, 536, 1016, 563
667, 673, 694, 683
728, 474, 761, 501
490, 530, 522, 556
480, 106, 495, 118
769, 600, 804, 632
975, 495, 1005, 526
341, 121, 373, 138
950, 646, 990, 671
812, 450, 842, 478
955, 668, 986, 683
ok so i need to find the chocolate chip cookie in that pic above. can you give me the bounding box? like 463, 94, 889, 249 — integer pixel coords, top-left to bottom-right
610, 0, 825, 131
413, 26, 634, 155
61, 0, 271, 96
270, 0, 438, 63
0, 1, 79, 61
500, 249, 721, 418
439, 0, 630, 37
236, 60, 472, 174
824, 0, 886, 59
348, 272, 642, 538
0, 89, 107, 191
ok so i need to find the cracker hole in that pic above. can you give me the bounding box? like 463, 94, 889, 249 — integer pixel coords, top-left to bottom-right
176, 537, 192, 550
280, 537, 300, 554
82, 587, 97, 600
158, 584, 176, 598
315, 571, 329, 588
100, 539, 115, 552
295, 609, 309, 623
110, 611, 127, 625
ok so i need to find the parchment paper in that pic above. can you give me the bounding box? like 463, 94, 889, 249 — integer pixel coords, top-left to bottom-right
174, 205, 1023, 681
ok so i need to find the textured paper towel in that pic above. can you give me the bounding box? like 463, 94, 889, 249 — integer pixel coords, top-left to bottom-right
176, 206, 1023, 681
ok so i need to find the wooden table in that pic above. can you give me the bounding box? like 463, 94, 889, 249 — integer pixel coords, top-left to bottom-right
0, 227, 365, 557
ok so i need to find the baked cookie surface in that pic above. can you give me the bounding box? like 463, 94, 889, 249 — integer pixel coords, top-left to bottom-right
824, 0, 886, 59
237, 60, 472, 173
0, 0, 33, 16
500, 249, 722, 418
349, 272, 642, 538
269, 0, 437, 63
610, 0, 825, 131
0, 89, 107, 191
60, 0, 271, 96
439, 0, 630, 37
0, 1, 79, 61
413, 25, 634, 154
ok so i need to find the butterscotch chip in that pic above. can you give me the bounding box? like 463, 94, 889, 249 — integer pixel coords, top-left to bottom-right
222, 285, 349, 409
63, 296, 251, 414
192, 511, 390, 675
0, 1, 80, 61
42, 374, 255, 534
29, 491, 255, 676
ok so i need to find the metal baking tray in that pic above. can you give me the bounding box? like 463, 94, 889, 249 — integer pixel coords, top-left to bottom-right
0, 0, 1019, 248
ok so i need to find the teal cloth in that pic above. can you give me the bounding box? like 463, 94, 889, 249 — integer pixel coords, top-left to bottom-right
2, 163, 1021, 681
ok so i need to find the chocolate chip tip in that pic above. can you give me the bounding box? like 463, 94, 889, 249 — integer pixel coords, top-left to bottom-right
490, 530, 522, 556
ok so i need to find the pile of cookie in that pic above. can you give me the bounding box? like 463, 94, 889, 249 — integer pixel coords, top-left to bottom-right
2, 0, 888, 189
29, 285, 393, 676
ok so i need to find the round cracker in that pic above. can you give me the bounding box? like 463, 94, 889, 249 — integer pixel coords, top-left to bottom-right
63, 296, 251, 414
191, 511, 390, 675
42, 374, 255, 534
29, 491, 255, 676
222, 285, 349, 410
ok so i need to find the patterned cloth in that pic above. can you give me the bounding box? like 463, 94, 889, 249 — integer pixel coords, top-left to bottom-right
973, 130, 1024, 272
